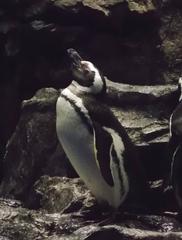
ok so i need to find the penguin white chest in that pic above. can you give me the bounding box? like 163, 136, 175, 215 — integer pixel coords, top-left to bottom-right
56, 90, 128, 208
56, 94, 97, 183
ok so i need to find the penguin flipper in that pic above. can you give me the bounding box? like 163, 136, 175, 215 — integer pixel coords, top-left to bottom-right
93, 122, 114, 187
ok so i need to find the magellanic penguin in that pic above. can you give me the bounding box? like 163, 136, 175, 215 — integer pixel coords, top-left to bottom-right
169, 77, 182, 209
56, 49, 147, 210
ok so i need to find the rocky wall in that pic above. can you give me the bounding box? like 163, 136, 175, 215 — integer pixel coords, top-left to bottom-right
0, 0, 182, 156
0, 0, 182, 239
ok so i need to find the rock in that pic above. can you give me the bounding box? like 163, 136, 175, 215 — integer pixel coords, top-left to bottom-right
51, 0, 125, 16
0, 88, 70, 202
51, 0, 156, 15
30, 175, 176, 215
30, 176, 94, 213
0, 180, 181, 240
104, 80, 178, 180
106, 79, 178, 105
75, 224, 182, 240
112, 105, 169, 146
127, 0, 156, 13
0, 196, 86, 240
106, 80, 178, 180
106, 79, 177, 146
159, 5, 182, 84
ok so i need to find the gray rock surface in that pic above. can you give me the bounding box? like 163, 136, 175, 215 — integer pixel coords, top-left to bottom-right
0, 177, 181, 240
160, 5, 182, 84
0, 88, 69, 202
32, 176, 94, 213
0, 0, 181, 238
106, 79, 178, 145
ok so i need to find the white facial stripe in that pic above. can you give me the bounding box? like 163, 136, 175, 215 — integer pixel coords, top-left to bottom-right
103, 127, 129, 191
61, 88, 92, 125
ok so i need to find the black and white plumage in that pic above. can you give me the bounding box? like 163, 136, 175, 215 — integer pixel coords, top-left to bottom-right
169, 77, 182, 147
56, 49, 146, 209
169, 77, 182, 209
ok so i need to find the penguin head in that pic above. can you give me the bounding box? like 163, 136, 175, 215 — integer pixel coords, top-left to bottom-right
67, 48, 106, 94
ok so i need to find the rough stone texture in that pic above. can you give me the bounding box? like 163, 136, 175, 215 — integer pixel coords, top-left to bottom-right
127, 0, 156, 13
159, 3, 182, 84
0, 177, 181, 240
0, 0, 182, 238
31, 176, 94, 213
0, 88, 69, 202
106, 79, 178, 145
106, 79, 178, 105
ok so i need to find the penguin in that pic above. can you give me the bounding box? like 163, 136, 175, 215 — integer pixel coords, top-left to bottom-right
56, 48, 147, 210
169, 77, 182, 151
169, 77, 182, 209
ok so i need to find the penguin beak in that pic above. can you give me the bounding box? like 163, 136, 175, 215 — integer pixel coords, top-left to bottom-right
67, 48, 82, 68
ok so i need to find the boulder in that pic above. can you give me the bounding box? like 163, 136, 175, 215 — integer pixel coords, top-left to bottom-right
0, 88, 69, 202
29, 175, 94, 212
106, 79, 178, 147
160, 5, 182, 84
0, 177, 181, 240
